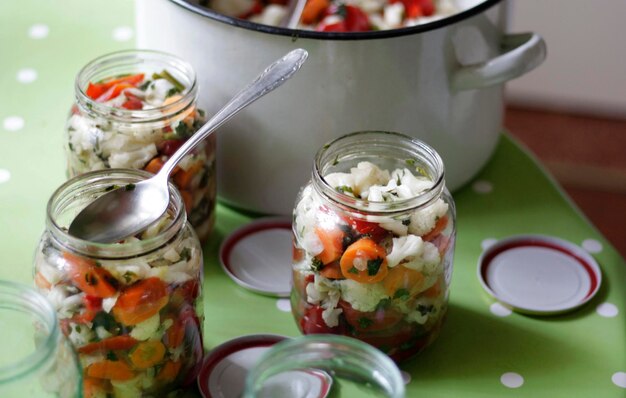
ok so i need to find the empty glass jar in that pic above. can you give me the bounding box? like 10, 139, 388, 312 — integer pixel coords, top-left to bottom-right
34, 169, 204, 397
291, 131, 456, 362
0, 280, 81, 397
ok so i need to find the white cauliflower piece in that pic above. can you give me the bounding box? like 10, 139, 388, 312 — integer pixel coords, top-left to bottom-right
306, 275, 342, 327
339, 279, 388, 312
68, 323, 95, 347
144, 78, 175, 106
102, 294, 118, 313
408, 199, 449, 236
402, 241, 441, 274
104, 262, 150, 285
95, 326, 113, 340
107, 143, 157, 169
147, 259, 194, 284
386, 234, 424, 268
35, 253, 64, 286
324, 172, 356, 192
384, 2, 404, 28
351, 162, 390, 197
250, 4, 287, 26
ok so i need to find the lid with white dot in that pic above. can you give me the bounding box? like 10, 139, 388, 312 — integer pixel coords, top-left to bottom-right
219, 217, 293, 297
478, 235, 602, 315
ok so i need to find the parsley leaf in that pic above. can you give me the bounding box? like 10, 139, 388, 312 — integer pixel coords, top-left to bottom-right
311, 257, 324, 272
394, 288, 410, 300
367, 257, 383, 276
357, 317, 373, 329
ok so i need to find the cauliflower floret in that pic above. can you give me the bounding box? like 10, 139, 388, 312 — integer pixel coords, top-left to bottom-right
107, 143, 157, 169
306, 275, 342, 327
324, 172, 356, 192
351, 162, 391, 197
144, 78, 176, 106
68, 323, 95, 346
386, 234, 424, 268
104, 262, 150, 285
408, 199, 449, 236
383, 2, 404, 28
339, 279, 389, 312
402, 241, 441, 274
250, 4, 287, 26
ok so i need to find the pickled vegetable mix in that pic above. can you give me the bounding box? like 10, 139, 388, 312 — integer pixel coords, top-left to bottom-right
67, 53, 216, 242
292, 160, 455, 362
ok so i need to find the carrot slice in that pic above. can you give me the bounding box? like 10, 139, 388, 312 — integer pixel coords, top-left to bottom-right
421, 215, 448, 242
96, 82, 135, 102
301, 0, 329, 24
314, 226, 345, 265
382, 265, 425, 297
78, 335, 138, 355
83, 377, 111, 398
339, 238, 388, 283
112, 277, 169, 326
173, 161, 203, 190
319, 261, 344, 279
63, 252, 117, 298
156, 360, 182, 383
87, 360, 135, 381
129, 340, 166, 369
144, 157, 165, 174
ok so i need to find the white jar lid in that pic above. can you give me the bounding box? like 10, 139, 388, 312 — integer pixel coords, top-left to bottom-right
477, 235, 602, 315
197, 334, 332, 398
219, 217, 293, 297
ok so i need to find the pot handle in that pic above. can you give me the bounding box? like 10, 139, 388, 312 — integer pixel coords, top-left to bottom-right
453, 32, 547, 91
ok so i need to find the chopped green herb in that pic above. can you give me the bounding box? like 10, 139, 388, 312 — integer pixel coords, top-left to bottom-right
166, 87, 181, 98
335, 185, 353, 194
85, 272, 98, 286
394, 288, 410, 300
405, 159, 416, 166
417, 304, 434, 316
75, 325, 82, 333
311, 257, 324, 272
104, 185, 119, 192
139, 79, 152, 91
106, 351, 118, 361
357, 317, 373, 329
180, 247, 192, 261
332, 155, 339, 166
402, 219, 411, 226
124, 183, 136, 191
197, 109, 206, 117
367, 257, 383, 276
153, 69, 185, 92
68, 142, 74, 151
175, 122, 191, 139
348, 267, 359, 275
376, 298, 391, 310
122, 271, 136, 284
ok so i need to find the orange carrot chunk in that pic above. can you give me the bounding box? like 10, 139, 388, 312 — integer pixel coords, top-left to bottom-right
78, 335, 138, 355
319, 261, 345, 279
339, 238, 388, 283
63, 252, 117, 298
421, 215, 448, 242
129, 340, 167, 369
87, 360, 135, 381
156, 360, 182, 383
382, 265, 425, 297
112, 277, 169, 326
314, 226, 345, 265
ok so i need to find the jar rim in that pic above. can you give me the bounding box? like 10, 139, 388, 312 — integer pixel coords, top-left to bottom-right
74, 49, 198, 124
0, 281, 60, 384
243, 334, 405, 398
312, 130, 446, 215
46, 169, 186, 258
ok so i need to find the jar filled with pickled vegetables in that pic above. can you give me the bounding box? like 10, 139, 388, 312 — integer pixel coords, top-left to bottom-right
34, 169, 204, 397
291, 131, 456, 362
67, 50, 215, 242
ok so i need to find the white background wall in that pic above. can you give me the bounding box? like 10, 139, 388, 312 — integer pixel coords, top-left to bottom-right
505, 0, 626, 119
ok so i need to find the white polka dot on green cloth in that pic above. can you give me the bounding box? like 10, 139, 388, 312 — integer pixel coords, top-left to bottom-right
112, 26, 134, 42
472, 180, 493, 194
500, 372, 524, 388
275, 298, 291, 312
596, 302, 619, 318
613, 372, 626, 388
0, 169, 10, 184
28, 24, 49, 39
3, 116, 24, 131
481, 238, 497, 251
490, 302, 512, 317
582, 239, 602, 253
16, 68, 38, 84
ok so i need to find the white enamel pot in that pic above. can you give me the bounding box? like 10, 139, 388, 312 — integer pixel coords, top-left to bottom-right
136, 0, 546, 215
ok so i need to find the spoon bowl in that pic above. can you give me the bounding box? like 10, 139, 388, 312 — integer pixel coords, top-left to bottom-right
69, 48, 308, 243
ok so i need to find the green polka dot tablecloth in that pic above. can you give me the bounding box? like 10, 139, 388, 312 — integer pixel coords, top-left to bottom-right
0, 1, 624, 397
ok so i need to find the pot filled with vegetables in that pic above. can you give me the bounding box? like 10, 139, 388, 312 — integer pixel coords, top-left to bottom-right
136, 0, 546, 215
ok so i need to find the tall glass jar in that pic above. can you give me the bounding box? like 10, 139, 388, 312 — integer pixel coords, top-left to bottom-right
0, 280, 81, 398
291, 131, 456, 362
33, 169, 204, 397
66, 50, 216, 242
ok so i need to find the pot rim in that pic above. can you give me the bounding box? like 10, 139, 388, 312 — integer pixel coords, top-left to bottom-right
169, 0, 502, 41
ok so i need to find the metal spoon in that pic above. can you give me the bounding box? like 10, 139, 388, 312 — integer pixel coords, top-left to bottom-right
68, 48, 309, 243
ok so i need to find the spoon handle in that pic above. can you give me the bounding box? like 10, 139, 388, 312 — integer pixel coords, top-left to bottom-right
158, 48, 309, 179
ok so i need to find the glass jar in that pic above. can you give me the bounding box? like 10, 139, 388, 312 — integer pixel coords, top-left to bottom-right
0, 280, 81, 397
33, 169, 204, 397
291, 131, 456, 362
243, 335, 405, 398
66, 50, 216, 242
